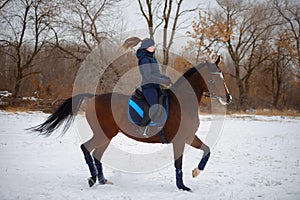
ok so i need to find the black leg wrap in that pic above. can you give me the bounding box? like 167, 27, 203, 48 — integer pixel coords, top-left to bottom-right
94, 157, 107, 184
83, 154, 98, 187
81, 144, 98, 187
80, 144, 90, 156
175, 169, 191, 191
84, 154, 97, 177
198, 152, 210, 170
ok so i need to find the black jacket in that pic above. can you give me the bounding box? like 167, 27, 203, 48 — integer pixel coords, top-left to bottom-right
136, 48, 168, 88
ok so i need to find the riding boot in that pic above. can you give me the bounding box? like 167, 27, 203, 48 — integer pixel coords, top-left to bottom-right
137, 106, 150, 137
94, 157, 107, 184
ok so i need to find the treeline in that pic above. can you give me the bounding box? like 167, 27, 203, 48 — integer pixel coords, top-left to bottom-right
185, 0, 300, 111
0, 0, 126, 103
0, 0, 299, 112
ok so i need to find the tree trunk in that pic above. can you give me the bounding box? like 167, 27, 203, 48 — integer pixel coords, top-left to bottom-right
236, 77, 247, 110
162, 47, 169, 74
13, 80, 21, 99
273, 64, 282, 109
12, 64, 22, 99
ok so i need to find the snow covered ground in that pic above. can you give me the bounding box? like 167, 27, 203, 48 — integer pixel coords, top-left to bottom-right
0, 111, 299, 200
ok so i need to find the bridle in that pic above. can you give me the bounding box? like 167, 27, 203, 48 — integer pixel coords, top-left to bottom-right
204, 70, 232, 105
170, 62, 232, 106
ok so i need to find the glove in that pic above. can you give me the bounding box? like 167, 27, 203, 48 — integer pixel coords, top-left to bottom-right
163, 77, 172, 86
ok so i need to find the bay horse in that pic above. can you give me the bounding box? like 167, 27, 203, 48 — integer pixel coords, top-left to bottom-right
30, 57, 232, 191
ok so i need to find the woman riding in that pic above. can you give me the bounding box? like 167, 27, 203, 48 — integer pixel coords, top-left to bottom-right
123, 37, 172, 136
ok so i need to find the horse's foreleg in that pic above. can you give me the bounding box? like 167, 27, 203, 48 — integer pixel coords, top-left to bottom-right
173, 142, 191, 191
190, 136, 211, 178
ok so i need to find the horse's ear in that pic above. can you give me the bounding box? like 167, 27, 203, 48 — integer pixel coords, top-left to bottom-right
215, 55, 221, 66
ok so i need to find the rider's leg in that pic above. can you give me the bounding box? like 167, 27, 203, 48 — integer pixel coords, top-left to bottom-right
142, 87, 158, 114
137, 87, 159, 136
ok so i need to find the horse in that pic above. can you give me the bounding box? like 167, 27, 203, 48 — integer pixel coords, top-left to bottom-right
30, 57, 232, 191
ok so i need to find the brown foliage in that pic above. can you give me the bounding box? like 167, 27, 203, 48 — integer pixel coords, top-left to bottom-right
186, 1, 300, 111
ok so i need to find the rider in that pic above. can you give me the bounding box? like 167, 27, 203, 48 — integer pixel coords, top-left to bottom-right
123, 37, 172, 136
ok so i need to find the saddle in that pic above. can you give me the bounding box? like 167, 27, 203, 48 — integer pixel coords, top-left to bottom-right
128, 88, 169, 127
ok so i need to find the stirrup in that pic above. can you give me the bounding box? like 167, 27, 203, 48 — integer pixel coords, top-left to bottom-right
137, 126, 149, 138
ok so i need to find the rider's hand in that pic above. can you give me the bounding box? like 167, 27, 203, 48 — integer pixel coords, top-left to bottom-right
163, 77, 172, 86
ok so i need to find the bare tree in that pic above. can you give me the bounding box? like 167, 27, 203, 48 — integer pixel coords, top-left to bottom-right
270, 46, 292, 109
49, 0, 123, 61
187, 0, 276, 110
137, 0, 157, 38
218, 0, 277, 109
0, 0, 57, 99
137, 0, 198, 73
273, 0, 300, 80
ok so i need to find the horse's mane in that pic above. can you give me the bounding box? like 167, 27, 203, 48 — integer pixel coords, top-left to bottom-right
172, 62, 208, 88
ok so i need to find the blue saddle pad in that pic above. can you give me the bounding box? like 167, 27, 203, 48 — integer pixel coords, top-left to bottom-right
128, 94, 168, 127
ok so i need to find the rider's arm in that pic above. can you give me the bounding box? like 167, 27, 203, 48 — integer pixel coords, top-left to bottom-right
139, 58, 171, 85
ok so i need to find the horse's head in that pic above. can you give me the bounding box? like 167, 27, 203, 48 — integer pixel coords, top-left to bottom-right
172, 56, 232, 106
202, 57, 232, 106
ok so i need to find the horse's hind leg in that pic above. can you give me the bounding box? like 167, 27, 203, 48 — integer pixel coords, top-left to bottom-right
80, 96, 118, 186
189, 136, 211, 177
80, 143, 98, 187
80, 137, 110, 186
92, 142, 110, 184
79, 100, 112, 187
80, 134, 111, 186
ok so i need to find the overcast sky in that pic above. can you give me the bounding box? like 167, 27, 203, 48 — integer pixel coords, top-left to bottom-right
119, 0, 219, 52
122, 0, 218, 33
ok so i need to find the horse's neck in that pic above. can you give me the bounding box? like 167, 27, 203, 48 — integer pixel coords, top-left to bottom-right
171, 81, 203, 105
186, 75, 204, 102
171, 69, 207, 105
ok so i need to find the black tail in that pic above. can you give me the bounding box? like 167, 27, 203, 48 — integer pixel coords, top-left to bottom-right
28, 93, 94, 137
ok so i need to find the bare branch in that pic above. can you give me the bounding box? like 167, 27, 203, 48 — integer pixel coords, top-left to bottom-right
0, 0, 11, 10
137, 0, 150, 23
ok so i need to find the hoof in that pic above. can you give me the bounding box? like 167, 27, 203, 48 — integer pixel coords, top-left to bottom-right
192, 168, 201, 178
99, 178, 114, 185
105, 180, 114, 185
88, 176, 97, 187
178, 185, 192, 192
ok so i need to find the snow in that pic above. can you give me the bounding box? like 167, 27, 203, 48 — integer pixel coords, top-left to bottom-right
0, 91, 11, 105
0, 91, 12, 98
0, 110, 300, 199
22, 97, 38, 101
